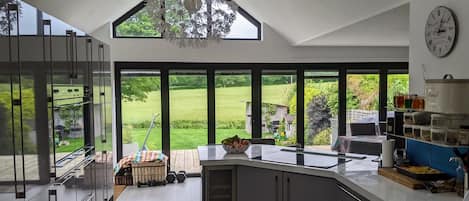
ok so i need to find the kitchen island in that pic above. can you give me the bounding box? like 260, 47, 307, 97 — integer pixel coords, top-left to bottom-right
198, 144, 461, 201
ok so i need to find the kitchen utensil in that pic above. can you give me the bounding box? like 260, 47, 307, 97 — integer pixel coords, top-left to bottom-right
378, 168, 425, 189
395, 165, 450, 181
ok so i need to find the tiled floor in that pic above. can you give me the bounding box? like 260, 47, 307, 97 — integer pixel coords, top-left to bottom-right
117, 178, 202, 201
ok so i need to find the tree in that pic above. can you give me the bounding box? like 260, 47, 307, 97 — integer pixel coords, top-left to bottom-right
121, 77, 161, 102
306, 95, 332, 145
0, 0, 19, 35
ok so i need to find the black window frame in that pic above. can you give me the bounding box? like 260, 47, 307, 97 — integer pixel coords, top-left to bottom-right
112, 1, 262, 40
114, 62, 408, 162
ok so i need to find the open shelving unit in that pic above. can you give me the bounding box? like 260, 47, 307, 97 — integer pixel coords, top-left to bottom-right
385, 133, 469, 148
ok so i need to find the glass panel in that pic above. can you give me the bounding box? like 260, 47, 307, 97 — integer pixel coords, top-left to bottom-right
169, 70, 207, 174
261, 70, 296, 146
115, 7, 161, 37
0, 0, 38, 36
120, 70, 162, 156
115, 2, 259, 39
346, 73, 380, 136
387, 73, 409, 110
215, 70, 251, 144
304, 70, 338, 151
224, 12, 259, 39
42, 13, 86, 36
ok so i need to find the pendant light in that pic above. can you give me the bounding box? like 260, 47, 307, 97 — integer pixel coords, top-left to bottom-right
183, 0, 202, 13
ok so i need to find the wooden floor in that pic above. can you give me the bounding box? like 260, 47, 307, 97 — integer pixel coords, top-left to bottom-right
169, 149, 201, 174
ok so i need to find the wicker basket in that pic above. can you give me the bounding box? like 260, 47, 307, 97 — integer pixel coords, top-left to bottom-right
131, 160, 167, 185
115, 175, 133, 185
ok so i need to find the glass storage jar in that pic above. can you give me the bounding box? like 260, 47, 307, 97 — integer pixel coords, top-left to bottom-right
404, 125, 413, 138
458, 129, 469, 146
420, 126, 432, 141
412, 125, 422, 139
431, 114, 449, 128
446, 129, 459, 145
431, 128, 447, 144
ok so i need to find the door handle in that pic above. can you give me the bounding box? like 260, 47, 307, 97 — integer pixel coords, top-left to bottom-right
275, 175, 279, 201
286, 177, 290, 201
337, 185, 362, 201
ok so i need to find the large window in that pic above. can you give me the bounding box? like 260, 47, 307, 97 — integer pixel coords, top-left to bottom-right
304, 70, 338, 150
261, 70, 297, 146
113, 2, 261, 39
115, 63, 408, 174
120, 70, 162, 156
169, 70, 207, 174
346, 72, 380, 135
0, 0, 85, 36
215, 70, 251, 144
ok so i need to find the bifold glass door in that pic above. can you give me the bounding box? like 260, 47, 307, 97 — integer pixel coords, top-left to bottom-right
215, 70, 251, 144
304, 70, 339, 151
261, 70, 297, 146
346, 71, 380, 136
169, 70, 207, 174
120, 70, 162, 155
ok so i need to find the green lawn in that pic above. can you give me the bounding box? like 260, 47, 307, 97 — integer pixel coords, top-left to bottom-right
125, 128, 250, 150
122, 84, 293, 124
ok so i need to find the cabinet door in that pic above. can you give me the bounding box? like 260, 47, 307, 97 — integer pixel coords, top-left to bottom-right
237, 166, 282, 201
337, 184, 367, 201
283, 172, 336, 201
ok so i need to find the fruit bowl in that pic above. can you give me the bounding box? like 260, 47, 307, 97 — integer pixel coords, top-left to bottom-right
222, 143, 250, 154
221, 135, 250, 154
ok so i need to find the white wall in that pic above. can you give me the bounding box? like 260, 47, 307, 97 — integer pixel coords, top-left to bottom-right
409, 0, 469, 95
91, 23, 409, 63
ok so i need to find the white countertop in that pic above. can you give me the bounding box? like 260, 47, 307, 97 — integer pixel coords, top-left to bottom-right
198, 144, 462, 201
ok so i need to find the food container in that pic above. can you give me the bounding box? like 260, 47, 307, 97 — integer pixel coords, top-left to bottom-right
387, 117, 395, 134
412, 125, 422, 139
412, 97, 425, 110
458, 129, 469, 146
405, 112, 432, 125
421, 126, 432, 141
404, 125, 413, 138
447, 129, 459, 145
431, 128, 447, 144
404, 113, 414, 125
425, 75, 469, 114
447, 115, 469, 129
431, 114, 449, 128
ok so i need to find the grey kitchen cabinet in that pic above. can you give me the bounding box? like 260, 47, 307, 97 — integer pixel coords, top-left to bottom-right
283, 172, 337, 201
337, 183, 368, 201
203, 166, 237, 201
237, 166, 282, 201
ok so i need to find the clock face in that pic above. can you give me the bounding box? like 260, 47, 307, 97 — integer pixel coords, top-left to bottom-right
425, 6, 457, 58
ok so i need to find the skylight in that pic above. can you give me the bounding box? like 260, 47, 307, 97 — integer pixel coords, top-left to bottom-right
113, 1, 261, 40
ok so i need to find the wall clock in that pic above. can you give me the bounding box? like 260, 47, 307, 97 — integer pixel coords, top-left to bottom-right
425, 6, 458, 58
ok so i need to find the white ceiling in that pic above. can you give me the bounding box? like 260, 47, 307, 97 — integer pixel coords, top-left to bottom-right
24, 0, 410, 47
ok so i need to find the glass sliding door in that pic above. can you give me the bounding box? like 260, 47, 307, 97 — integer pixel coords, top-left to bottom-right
169, 70, 207, 174
304, 70, 339, 151
215, 70, 251, 144
261, 70, 297, 146
387, 72, 410, 110
120, 70, 162, 156
346, 71, 380, 136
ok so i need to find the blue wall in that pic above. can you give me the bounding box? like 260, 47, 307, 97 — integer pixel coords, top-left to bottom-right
406, 139, 469, 177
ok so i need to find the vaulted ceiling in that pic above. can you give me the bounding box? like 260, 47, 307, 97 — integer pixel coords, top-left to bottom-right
24, 0, 410, 47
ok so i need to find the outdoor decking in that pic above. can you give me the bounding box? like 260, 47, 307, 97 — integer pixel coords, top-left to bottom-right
170, 149, 202, 174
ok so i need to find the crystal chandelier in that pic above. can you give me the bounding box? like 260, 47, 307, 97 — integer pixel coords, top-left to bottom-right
146, 0, 238, 48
